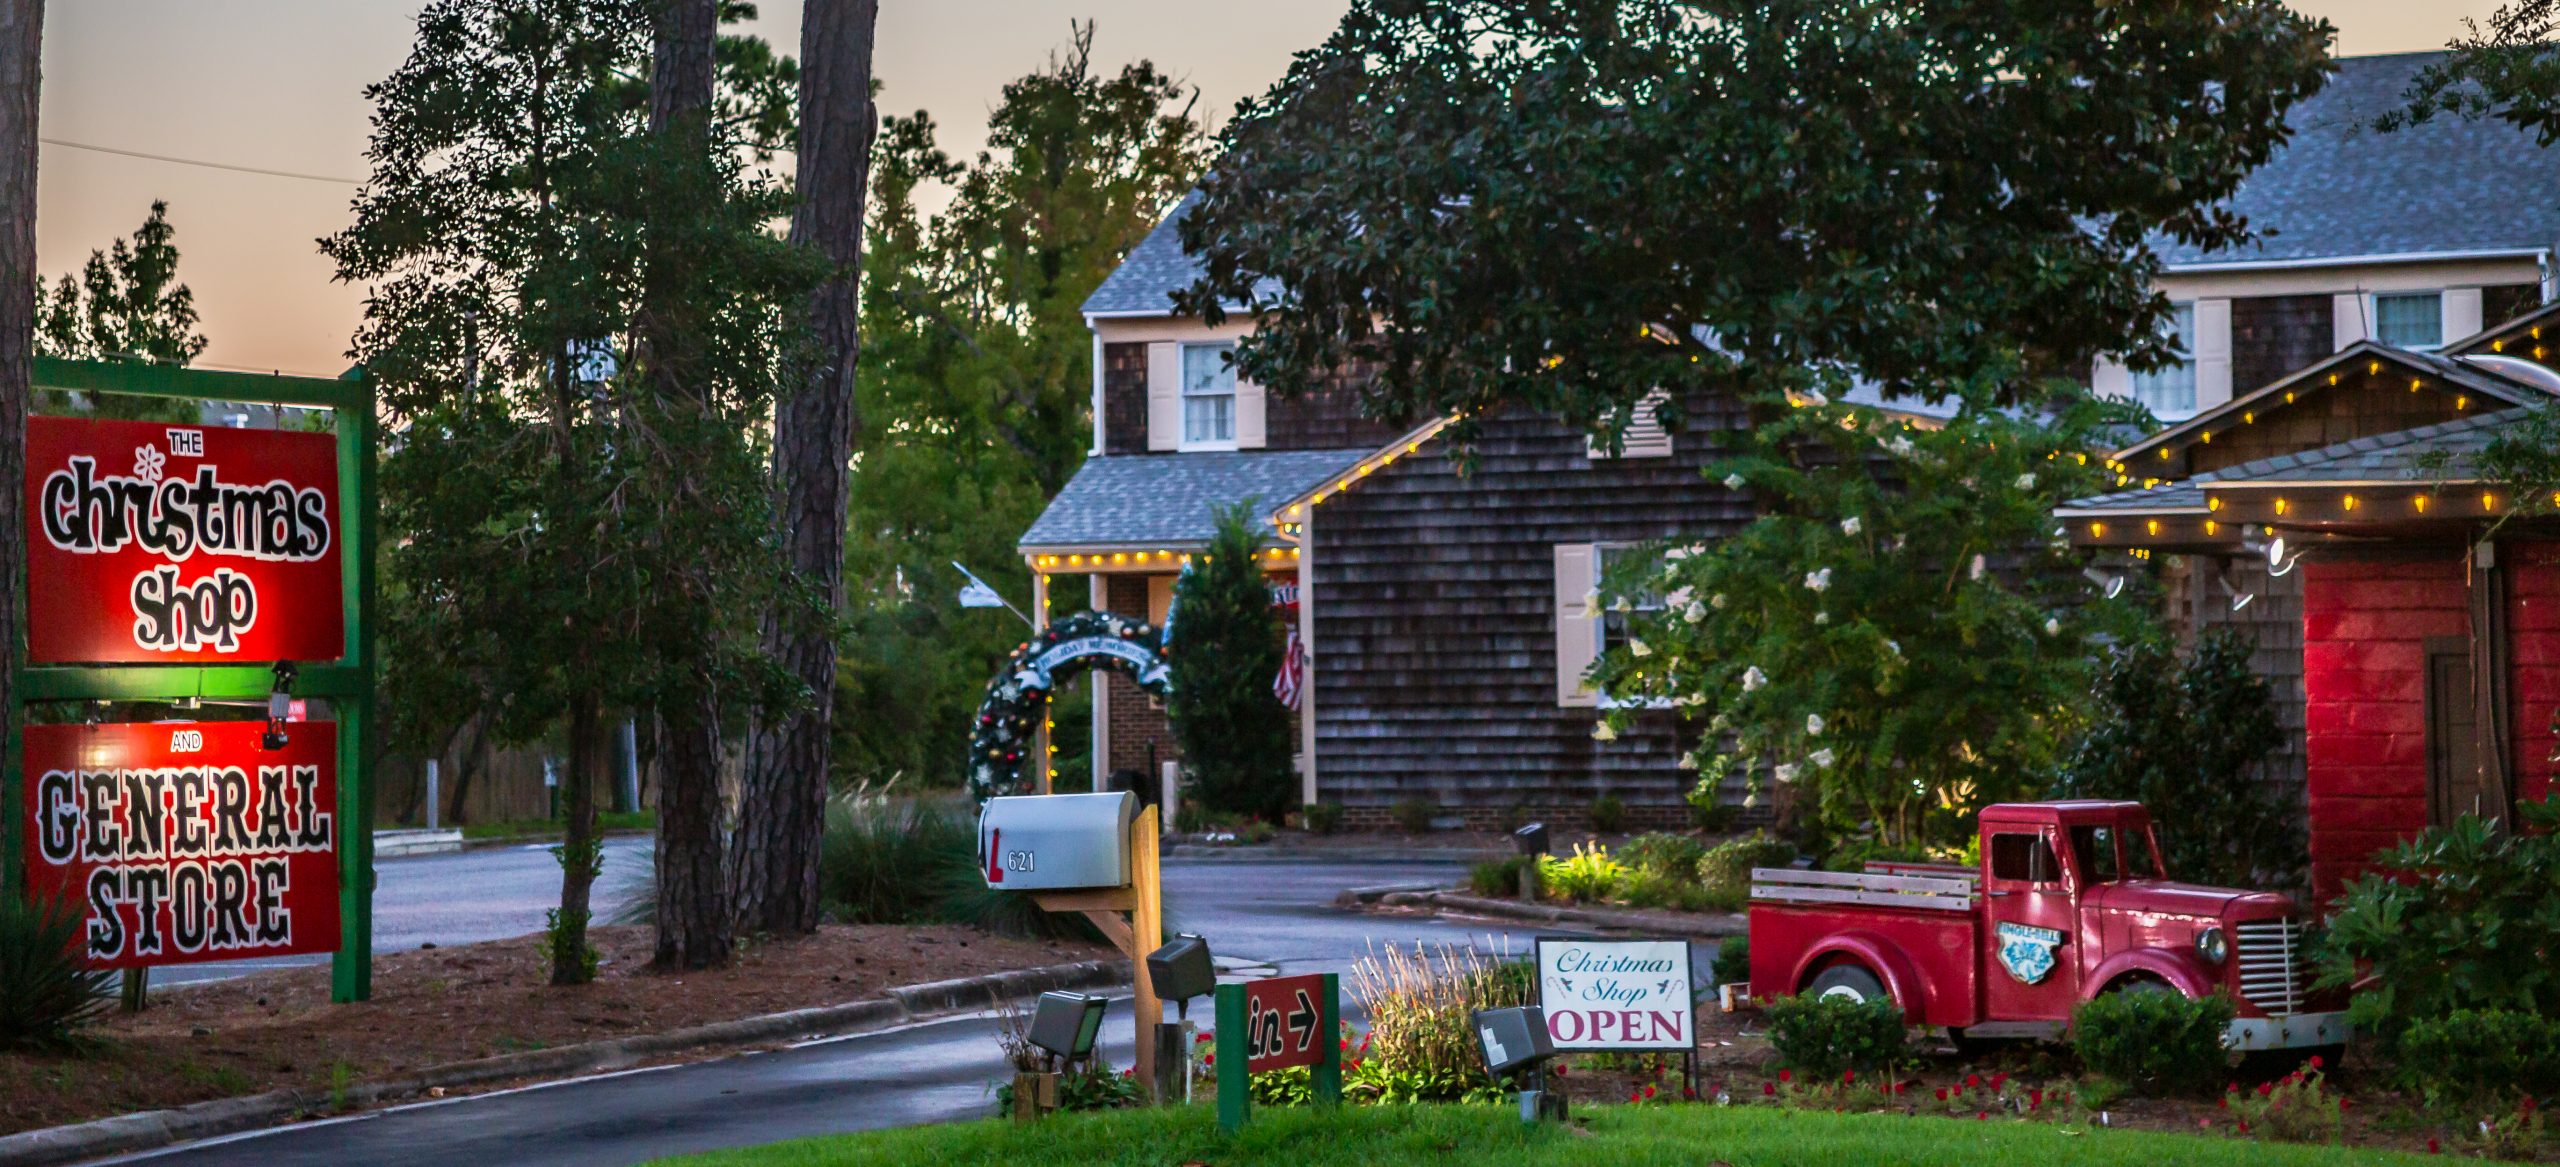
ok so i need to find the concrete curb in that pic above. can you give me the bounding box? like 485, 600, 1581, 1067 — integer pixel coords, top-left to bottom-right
1386, 889, 1747, 939
0, 957, 1129, 1167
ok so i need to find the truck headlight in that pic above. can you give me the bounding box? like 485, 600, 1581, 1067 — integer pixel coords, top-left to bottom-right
2195, 926, 2228, 965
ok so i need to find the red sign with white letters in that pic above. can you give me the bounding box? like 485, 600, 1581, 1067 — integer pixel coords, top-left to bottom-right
21, 721, 340, 969
1243, 973, 1328, 1073
24, 416, 344, 664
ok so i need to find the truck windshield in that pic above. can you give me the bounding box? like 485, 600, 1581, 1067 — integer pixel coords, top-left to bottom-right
2070, 825, 2163, 882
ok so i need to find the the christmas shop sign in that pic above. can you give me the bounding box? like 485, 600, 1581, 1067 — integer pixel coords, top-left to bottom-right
25, 416, 344, 663
21, 721, 340, 969
1535, 937, 1696, 1050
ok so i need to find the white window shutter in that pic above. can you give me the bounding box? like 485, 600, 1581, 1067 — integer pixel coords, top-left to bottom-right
1235, 375, 1267, 449
1146, 342, 1181, 451
1554, 543, 1600, 708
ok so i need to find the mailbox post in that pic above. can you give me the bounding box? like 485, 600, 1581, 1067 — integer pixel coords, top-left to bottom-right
979, 792, 1166, 1093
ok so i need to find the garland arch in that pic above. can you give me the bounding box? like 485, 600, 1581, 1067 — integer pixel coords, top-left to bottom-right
969, 609, 1170, 800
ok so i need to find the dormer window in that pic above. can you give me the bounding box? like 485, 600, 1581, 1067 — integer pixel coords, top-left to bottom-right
1181, 342, 1236, 449
2130, 302, 2197, 417
2375, 291, 2444, 350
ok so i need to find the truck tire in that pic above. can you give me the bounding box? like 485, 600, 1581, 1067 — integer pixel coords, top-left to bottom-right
1806, 963, 1889, 1006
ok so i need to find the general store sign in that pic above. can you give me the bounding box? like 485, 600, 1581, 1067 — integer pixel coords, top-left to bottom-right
25, 416, 343, 664
21, 721, 340, 969
1535, 937, 1695, 1050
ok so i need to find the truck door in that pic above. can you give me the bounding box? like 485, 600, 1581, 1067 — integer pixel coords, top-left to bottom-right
1981, 827, 2080, 1021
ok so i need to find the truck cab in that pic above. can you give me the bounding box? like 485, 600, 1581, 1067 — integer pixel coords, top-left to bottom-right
1748, 800, 2345, 1053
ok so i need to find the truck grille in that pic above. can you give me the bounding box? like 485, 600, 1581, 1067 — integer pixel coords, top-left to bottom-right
2235, 919, 2306, 1015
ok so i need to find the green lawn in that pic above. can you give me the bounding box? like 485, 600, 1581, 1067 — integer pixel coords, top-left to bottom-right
648, 1101, 2438, 1167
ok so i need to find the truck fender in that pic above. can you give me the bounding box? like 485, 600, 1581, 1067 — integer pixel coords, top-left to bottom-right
2082, 946, 2218, 1001
1792, 931, 1926, 1022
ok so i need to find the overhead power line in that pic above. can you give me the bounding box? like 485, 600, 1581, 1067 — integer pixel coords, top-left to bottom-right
40, 137, 360, 186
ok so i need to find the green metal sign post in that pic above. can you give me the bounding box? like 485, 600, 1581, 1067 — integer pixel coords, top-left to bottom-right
1213, 973, 1342, 1134
7, 358, 379, 1003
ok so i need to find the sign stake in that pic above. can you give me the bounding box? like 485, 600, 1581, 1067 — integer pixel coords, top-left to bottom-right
1215, 982, 1247, 1133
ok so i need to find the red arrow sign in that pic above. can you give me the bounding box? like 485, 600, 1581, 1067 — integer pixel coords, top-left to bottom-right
1243, 973, 1327, 1073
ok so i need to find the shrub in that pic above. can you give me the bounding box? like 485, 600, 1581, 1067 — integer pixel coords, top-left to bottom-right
2317, 795, 2560, 1054
1711, 935, 1749, 988
1348, 944, 1526, 1103
1589, 793, 1626, 834
0, 893, 111, 1052
1167, 504, 1296, 821
1389, 796, 1437, 834
2069, 988, 2233, 1097
1537, 842, 1626, 904
1303, 802, 1343, 835
1468, 856, 1532, 898
1816, 838, 1932, 873
1617, 832, 1708, 877
2049, 632, 2301, 888
1697, 832, 1795, 910
2395, 1009, 2560, 1107
818, 787, 974, 925
1689, 800, 1738, 832
1618, 868, 1712, 912
2227, 1062, 2344, 1144
1765, 993, 1906, 1078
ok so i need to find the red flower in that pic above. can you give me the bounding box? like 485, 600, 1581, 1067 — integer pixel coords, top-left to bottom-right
1764, 1082, 1777, 1097
1842, 1070, 1856, 1085
1990, 1072, 2008, 1090
2217, 1097, 2228, 1110
2308, 1054, 2324, 1069
1683, 1087, 1698, 1100
1630, 1092, 1642, 1104
1202, 1053, 1214, 1066
2428, 1137, 2441, 1153
1644, 1085, 1658, 1100
1121, 1068, 1134, 1079
1964, 1074, 1981, 1088
1339, 1038, 1351, 1051
1934, 1087, 1948, 1101
2029, 1088, 2043, 1109
1977, 1111, 1988, 1121
1196, 1032, 1213, 1044
2257, 1082, 2273, 1097
2227, 1082, 2240, 1094
2239, 1120, 2252, 1134
2524, 1096, 2541, 1115
1779, 1069, 1792, 1083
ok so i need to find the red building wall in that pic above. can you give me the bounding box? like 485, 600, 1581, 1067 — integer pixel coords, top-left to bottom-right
2300, 557, 2466, 902
2507, 543, 2560, 808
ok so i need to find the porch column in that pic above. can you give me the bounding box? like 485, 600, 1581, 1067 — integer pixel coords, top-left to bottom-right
1091, 573, 1111, 791
1032, 562, 1051, 795
1298, 508, 1319, 808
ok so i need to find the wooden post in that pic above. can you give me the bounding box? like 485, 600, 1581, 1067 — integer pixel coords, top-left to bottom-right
1128, 804, 1163, 1093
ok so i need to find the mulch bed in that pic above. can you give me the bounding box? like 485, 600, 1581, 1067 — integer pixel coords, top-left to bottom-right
1553, 1003, 2506, 1159
0, 923, 1110, 1137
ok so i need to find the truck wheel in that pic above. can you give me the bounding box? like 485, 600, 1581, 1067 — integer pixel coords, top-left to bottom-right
1806, 964, 1888, 1006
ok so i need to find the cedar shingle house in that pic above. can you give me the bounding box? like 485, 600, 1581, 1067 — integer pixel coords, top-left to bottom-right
1023, 50, 2560, 830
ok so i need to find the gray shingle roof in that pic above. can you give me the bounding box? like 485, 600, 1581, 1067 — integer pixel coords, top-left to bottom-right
1018, 449, 1372, 550
2054, 481, 2210, 516
2112, 340, 2554, 462
2159, 52, 2560, 266
2202, 408, 2515, 485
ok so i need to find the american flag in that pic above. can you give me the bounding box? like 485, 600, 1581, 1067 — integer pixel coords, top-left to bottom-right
1274, 625, 1306, 710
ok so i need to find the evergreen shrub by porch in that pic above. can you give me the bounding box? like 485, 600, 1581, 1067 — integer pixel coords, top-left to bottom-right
1166, 505, 1294, 821
1302, 801, 1343, 835
1589, 793, 1626, 834
2393, 1009, 2560, 1107
2069, 988, 2234, 1096
1618, 832, 1708, 878
1389, 796, 1437, 834
1697, 833, 1796, 911
1468, 856, 1530, 898
1766, 992, 1907, 1078
0, 892, 111, 1051
2316, 795, 2560, 1058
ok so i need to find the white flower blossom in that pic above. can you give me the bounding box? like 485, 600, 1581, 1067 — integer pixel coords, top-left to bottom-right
1684, 601, 1707, 624
1743, 790, 1760, 809
1810, 748, 1836, 768
2014, 472, 2037, 490
1723, 473, 1747, 490
1709, 713, 1731, 732
1741, 666, 1766, 692
1803, 567, 1832, 592
1813, 611, 1830, 625
2044, 617, 2061, 636
1885, 639, 1902, 656
1592, 721, 1617, 742
1677, 752, 1702, 771
1773, 763, 1801, 784
1710, 593, 1728, 610
1969, 554, 1987, 581
1630, 639, 1652, 657
1839, 516, 1862, 536
1806, 713, 1825, 736
1884, 436, 1915, 457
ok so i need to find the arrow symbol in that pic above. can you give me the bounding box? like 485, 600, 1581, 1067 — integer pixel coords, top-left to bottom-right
1288, 988, 1317, 1051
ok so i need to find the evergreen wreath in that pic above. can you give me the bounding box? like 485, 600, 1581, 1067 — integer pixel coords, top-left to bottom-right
969, 609, 1169, 800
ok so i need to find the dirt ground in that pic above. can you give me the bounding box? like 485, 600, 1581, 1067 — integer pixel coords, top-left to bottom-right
0, 924, 1110, 1137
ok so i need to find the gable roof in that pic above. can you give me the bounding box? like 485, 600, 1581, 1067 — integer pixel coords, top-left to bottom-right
2198, 408, 2512, 487
2108, 339, 2550, 464
1018, 447, 1370, 552
2157, 51, 2560, 268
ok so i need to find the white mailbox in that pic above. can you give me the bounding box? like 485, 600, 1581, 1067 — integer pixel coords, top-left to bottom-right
979, 791, 1137, 891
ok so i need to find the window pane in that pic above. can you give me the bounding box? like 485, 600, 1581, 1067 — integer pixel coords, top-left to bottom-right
2376, 292, 2443, 349
1989, 833, 2059, 884
1182, 343, 1235, 395
1180, 344, 1235, 444
1183, 394, 1231, 443
2071, 825, 2121, 884
2129, 303, 2196, 416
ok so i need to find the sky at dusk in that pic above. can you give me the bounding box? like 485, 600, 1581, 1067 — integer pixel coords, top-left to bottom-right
29, 1, 2514, 378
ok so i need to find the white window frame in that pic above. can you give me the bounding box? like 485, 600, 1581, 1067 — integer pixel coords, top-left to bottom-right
1178, 341, 1238, 452
2373, 290, 2446, 351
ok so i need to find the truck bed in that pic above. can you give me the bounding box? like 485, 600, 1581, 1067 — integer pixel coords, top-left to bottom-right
1746, 865, 1982, 1028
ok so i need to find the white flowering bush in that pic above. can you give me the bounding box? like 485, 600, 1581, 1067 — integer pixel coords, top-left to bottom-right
1590, 389, 2150, 849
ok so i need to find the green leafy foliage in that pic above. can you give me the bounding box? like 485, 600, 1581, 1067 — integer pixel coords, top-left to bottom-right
2226, 1062, 2344, 1145
1697, 833, 1796, 912
34, 200, 210, 419
2386, 3, 2560, 148
1177, 0, 2330, 451
1588, 794, 1626, 835
1591, 398, 2154, 849
840, 28, 1205, 787
2050, 633, 2299, 887
1165, 505, 1294, 821
1302, 802, 1343, 836
1347, 945, 1527, 1105
1616, 868, 1713, 913
1389, 796, 1436, 834
1537, 843, 1626, 905
1617, 833, 1707, 878
812, 784, 1096, 943
1710, 936, 1749, 989
2315, 796, 2560, 1054
2069, 989, 2234, 1097
0, 893, 112, 1052
2394, 1009, 2560, 1108
1467, 856, 1530, 898
1765, 993, 1907, 1078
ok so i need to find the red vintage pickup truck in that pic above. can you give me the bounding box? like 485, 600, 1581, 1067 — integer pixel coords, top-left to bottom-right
1748, 800, 2345, 1057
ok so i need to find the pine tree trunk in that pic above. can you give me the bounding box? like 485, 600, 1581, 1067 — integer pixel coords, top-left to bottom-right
732, 0, 879, 936
644, 0, 735, 970
551, 694, 605, 985
0, 0, 37, 799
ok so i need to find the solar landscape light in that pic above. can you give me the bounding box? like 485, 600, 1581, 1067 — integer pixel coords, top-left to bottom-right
1474, 1005, 1565, 1123
1512, 821, 1550, 856
1146, 934, 1215, 1021
1027, 991, 1109, 1067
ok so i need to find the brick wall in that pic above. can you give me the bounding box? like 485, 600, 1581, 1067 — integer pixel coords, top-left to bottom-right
2300, 556, 2467, 902
1101, 573, 1178, 779
2507, 542, 2560, 807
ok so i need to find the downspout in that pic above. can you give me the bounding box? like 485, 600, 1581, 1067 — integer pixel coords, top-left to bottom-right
1088, 322, 1105, 457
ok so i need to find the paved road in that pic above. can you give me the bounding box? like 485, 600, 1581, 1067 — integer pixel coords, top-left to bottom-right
100, 857, 1697, 1166
152, 837, 655, 987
